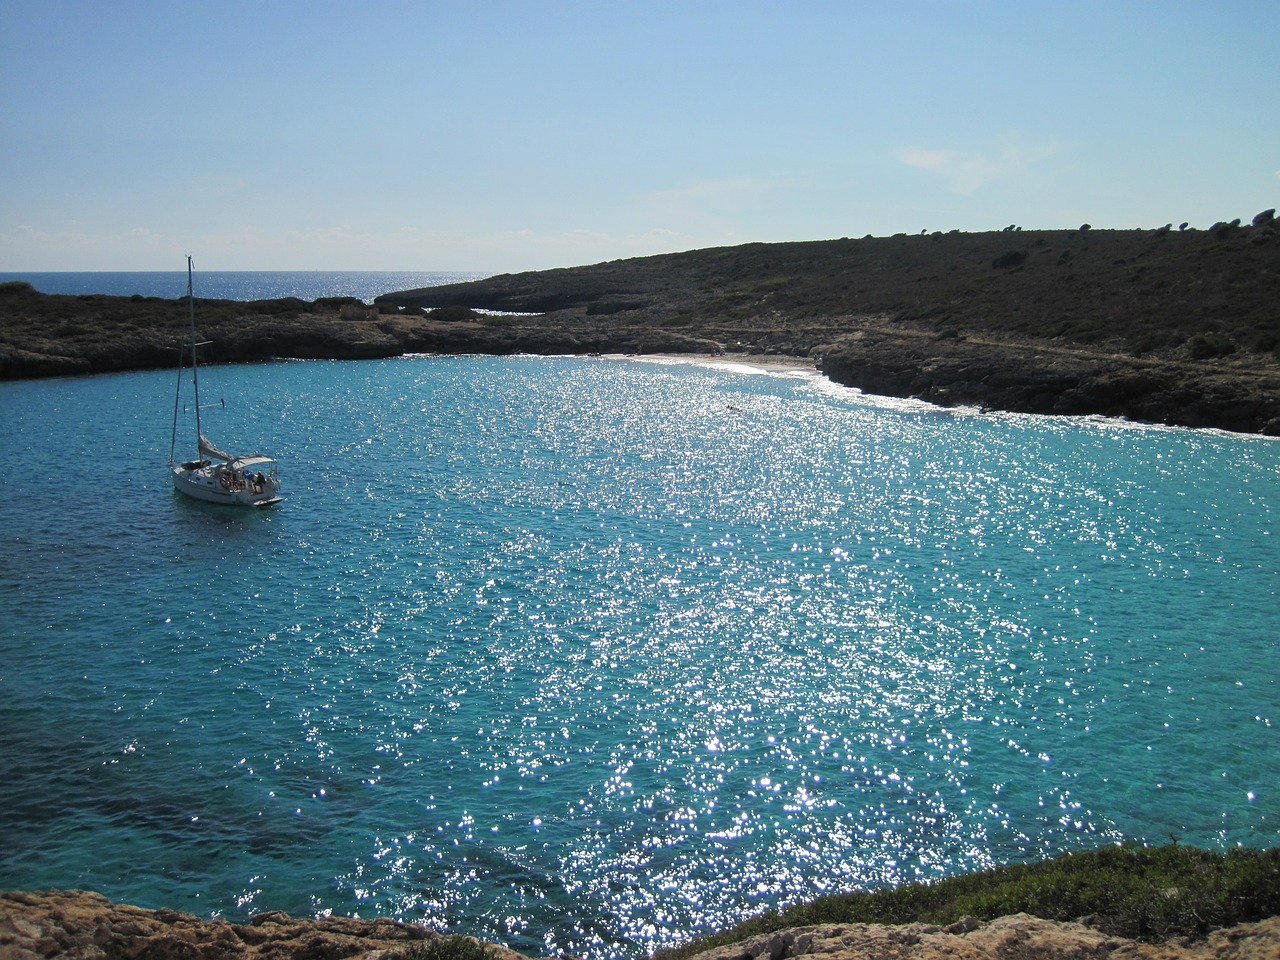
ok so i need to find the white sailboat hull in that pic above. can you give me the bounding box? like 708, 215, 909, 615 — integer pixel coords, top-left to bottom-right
172, 460, 282, 508
169, 257, 283, 509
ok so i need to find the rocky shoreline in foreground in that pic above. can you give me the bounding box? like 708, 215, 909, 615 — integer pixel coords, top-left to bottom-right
3, 890, 1279, 960
3, 223, 1279, 434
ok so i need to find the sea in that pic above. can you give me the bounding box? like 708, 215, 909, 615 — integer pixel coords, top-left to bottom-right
0, 270, 487, 302
0, 273, 1277, 958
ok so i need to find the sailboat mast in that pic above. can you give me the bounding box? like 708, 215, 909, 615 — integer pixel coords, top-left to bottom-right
187, 255, 203, 448
169, 341, 183, 467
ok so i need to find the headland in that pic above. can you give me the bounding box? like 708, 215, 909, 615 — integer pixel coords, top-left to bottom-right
3, 216, 1278, 434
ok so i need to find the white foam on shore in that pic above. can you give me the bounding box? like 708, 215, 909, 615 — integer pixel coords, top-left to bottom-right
609, 352, 821, 377
418, 352, 1276, 440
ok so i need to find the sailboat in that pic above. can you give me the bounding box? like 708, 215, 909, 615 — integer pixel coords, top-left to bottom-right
169, 256, 283, 507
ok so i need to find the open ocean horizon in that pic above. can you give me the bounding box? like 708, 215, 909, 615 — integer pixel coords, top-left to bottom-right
0, 270, 487, 303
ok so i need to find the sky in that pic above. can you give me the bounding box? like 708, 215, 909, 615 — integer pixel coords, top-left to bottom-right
2, 1, 1277, 272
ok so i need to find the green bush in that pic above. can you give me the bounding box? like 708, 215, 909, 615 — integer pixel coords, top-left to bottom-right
1125, 333, 1162, 355
246, 296, 311, 315
429, 305, 480, 322
1186, 332, 1236, 359
654, 845, 1280, 960
314, 296, 365, 311
991, 250, 1026, 269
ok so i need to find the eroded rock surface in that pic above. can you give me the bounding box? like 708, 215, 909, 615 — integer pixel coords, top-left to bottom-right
685, 913, 1280, 960
0, 889, 528, 960
5, 892, 1280, 960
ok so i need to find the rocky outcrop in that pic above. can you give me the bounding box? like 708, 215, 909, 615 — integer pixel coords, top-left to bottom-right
686, 913, 1280, 960
815, 325, 1280, 434
4, 893, 1279, 960
0, 889, 528, 960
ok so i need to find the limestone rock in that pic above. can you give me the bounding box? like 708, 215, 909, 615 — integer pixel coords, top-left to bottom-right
0, 889, 532, 960
684, 913, 1280, 960
5, 893, 1279, 960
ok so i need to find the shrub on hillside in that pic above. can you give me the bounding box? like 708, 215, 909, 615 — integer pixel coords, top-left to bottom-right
653, 845, 1280, 960
429, 305, 480, 322
1186, 332, 1237, 359
245, 297, 311, 315
992, 250, 1027, 269
313, 296, 364, 311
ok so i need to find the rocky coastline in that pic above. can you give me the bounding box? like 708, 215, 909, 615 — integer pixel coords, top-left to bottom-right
3, 222, 1278, 434
3, 890, 1279, 960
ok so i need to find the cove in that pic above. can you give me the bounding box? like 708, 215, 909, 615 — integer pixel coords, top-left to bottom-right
0, 355, 1275, 959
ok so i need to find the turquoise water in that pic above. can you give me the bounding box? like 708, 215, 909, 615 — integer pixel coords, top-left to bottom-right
0, 356, 1276, 957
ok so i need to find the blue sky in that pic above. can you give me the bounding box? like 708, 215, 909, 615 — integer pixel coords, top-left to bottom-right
2, 1, 1277, 271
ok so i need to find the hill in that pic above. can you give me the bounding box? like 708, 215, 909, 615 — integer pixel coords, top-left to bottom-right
375, 217, 1280, 434
3, 216, 1278, 433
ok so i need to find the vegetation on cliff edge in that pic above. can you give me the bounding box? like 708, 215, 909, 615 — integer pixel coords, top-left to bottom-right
654, 845, 1280, 959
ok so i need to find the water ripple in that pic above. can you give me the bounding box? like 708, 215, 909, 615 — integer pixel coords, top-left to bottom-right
0, 356, 1276, 958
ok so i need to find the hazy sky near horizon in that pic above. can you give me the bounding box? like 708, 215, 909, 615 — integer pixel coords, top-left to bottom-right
2, 1, 1277, 272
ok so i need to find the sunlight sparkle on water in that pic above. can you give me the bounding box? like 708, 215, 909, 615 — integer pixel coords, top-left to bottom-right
0, 356, 1276, 959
